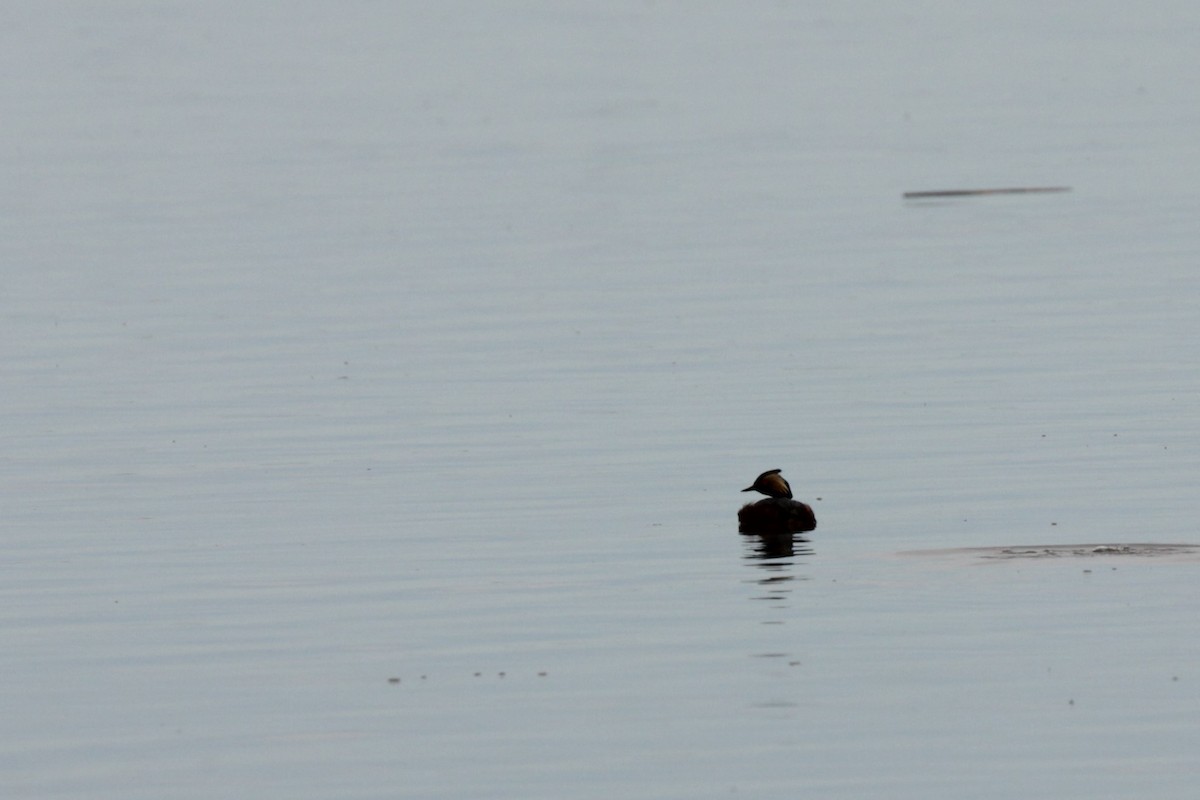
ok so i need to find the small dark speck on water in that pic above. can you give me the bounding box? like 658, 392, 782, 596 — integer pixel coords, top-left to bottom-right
1069, 699, 1075, 706
387, 677, 400, 684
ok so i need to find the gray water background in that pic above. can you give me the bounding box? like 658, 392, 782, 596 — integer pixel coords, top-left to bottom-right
3, 3, 1200, 798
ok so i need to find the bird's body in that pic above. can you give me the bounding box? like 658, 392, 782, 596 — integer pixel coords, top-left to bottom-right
741, 469, 792, 499
738, 497, 816, 534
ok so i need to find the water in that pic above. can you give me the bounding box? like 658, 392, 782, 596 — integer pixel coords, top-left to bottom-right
3, 3, 1200, 798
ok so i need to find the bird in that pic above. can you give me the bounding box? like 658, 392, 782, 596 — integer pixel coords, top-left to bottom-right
741, 469, 792, 499
738, 469, 816, 534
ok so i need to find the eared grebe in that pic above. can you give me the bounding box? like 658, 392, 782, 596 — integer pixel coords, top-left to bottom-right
738, 470, 816, 534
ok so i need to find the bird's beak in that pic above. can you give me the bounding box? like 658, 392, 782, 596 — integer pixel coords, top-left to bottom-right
741, 486, 753, 492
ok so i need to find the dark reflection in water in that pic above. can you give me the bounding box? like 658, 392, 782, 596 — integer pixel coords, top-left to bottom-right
741, 533, 812, 686
742, 531, 814, 561
741, 532, 813, 607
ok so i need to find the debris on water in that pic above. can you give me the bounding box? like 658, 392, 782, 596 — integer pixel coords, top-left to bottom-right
901, 543, 1200, 562
903, 186, 1071, 199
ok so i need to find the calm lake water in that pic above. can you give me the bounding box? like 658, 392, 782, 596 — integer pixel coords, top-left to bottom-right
4, 3, 1200, 798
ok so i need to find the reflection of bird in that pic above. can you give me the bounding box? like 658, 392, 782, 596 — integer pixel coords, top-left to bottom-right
741, 469, 792, 499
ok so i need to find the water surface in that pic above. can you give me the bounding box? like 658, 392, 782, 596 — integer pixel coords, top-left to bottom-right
3, 3, 1200, 798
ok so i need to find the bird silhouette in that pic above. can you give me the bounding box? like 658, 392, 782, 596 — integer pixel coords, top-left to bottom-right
738, 469, 816, 534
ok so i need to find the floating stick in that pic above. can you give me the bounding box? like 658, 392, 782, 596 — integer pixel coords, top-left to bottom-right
903, 186, 1071, 199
